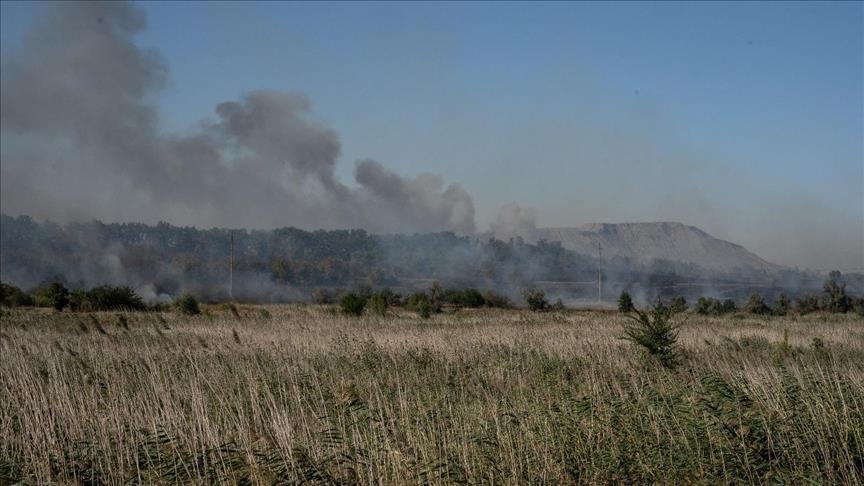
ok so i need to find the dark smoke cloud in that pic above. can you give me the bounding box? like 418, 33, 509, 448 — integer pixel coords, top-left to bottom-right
0, 1, 475, 234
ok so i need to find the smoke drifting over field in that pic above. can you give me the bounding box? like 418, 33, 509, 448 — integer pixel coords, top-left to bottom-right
0, 1, 474, 233
1, 1, 862, 273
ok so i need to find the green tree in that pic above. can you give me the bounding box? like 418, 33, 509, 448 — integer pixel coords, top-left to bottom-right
623, 302, 681, 369
86, 285, 145, 311
695, 297, 713, 315
340, 292, 367, 316
744, 293, 771, 315
718, 299, 737, 314
69, 289, 90, 311
0, 282, 34, 307
34, 282, 69, 311
773, 293, 791, 316
618, 291, 635, 312
368, 293, 389, 316
174, 294, 200, 315
523, 288, 548, 312
669, 296, 687, 314
823, 271, 850, 313
796, 295, 821, 315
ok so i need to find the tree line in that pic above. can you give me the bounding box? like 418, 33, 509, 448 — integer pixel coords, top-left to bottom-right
616, 271, 863, 317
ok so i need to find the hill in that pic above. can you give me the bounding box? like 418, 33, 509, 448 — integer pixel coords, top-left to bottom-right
533, 222, 781, 274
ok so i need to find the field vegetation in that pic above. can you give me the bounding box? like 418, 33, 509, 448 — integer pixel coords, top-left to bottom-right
1, 304, 862, 484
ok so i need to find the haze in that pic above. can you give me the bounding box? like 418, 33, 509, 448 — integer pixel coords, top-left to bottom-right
1, 1, 862, 271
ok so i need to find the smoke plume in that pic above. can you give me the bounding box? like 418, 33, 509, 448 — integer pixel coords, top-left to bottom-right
0, 1, 475, 233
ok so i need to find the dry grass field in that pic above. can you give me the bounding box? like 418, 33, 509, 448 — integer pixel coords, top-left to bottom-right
1, 305, 862, 484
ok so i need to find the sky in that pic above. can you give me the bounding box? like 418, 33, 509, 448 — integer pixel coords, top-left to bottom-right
1, 1, 862, 271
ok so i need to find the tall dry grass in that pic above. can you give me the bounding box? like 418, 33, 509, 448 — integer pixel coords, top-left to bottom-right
0, 305, 862, 484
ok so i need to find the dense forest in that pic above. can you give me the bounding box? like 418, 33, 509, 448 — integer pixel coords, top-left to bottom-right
0, 214, 836, 303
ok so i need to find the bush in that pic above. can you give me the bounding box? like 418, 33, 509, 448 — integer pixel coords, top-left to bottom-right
174, 294, 200, 315
618, 291, 634, 312
550, 298, 566, 311
406, 292, 438, 318
796, 295, 822, 315
854, 298, 864, 318
623, 302, 680, 369
69, 289, 89, 311
773, 294, 791, 316
823, 271, 850, 313
0, 282, 34, 307
340, 292, 367, 316
441, 288, 486, 308
482, 290, 512, 309
368, 293, 389, 316
311, 288, 336, 305
695, 297, 737, 316
85, 285, 145, 311
744, 293, 771, 315
718, 299, 737, 314
33, 282, 69, 311
416, 299, 434, 319
669, 296, 687, 314
376, 288, 402, 306
523, 288, 548, 312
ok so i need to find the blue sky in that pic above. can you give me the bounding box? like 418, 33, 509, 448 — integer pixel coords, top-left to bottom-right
2, 1, 862, 269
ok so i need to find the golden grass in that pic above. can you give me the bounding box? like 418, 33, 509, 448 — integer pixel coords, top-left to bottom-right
1, 306, 862, 484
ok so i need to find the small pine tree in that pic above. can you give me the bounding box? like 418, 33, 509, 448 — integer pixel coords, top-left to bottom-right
623, 302, 681, 369
618, 291, 635, 312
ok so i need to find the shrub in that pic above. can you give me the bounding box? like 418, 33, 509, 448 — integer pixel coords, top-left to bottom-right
68, 289, 90, 311
669, 296, 687, 314
376, 288, 402, 306
773, 293, 791, 316
174, 294, 200, 315
744, 293, 771, 315
823, 271, 850, 313
340, 292, 367, 316
695, 297, 737, 316
406, 292, 438, 318
33, 282, 69, 311
311, 288, 336, 304
482, 290, 512, 309
718, 299, 737, 314
0, 282, 34, 307
550, 298, 566, 311
85, 285, 145, 311
523, 288, 548, 312
796, 295, 821, 315
618, 291, 634, 312
368, 293, 389, 316
623, 302, 680, 369
854, 298, 864, 318
695, 297, 712, 315
441, 288, 486, 308
416, 299, 434, 319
